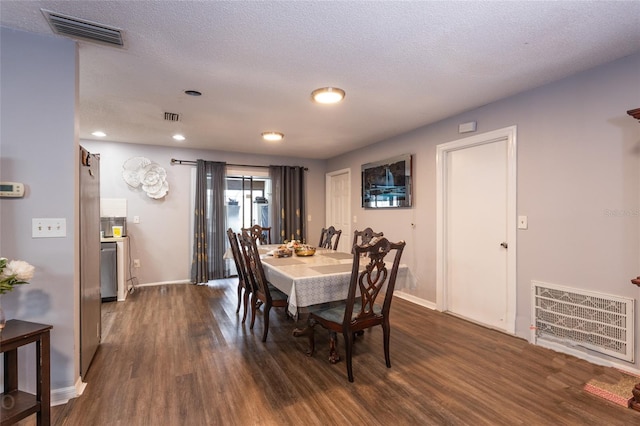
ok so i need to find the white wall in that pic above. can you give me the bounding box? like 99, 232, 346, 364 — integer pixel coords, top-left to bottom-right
0, 27, 78, 396
327, 52, 640, 368
80, 140, 327, 285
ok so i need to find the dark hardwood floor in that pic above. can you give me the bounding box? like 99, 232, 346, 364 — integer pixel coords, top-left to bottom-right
20, 280, 640, 425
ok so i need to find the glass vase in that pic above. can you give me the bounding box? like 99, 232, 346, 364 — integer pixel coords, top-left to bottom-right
0, 296, 5, 331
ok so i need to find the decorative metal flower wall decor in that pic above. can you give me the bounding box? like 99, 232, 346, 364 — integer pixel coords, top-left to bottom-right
122, 157, 169, 199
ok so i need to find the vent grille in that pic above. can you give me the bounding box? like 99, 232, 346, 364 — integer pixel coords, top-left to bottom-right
532, 281, 634, 362
164, 112, 181, 122
41, 9, 124, 47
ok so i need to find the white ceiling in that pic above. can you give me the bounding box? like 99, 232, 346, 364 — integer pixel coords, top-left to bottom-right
2, 1, 639, 160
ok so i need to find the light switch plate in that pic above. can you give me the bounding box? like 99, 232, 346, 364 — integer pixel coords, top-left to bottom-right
518, 215, 528, 230
32, 218, 67, 238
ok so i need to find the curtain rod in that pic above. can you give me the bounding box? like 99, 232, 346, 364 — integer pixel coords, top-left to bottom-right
170, 158, 308, 171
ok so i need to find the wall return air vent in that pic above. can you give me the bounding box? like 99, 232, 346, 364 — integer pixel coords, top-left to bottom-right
41, 9, 124, 47
532, 281, 634, 362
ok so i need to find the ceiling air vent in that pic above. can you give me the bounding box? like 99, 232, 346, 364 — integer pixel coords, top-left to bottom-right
164, 112, 181, 122
41, 9, 124, 47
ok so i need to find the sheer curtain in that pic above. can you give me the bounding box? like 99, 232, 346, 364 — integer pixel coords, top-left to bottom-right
269, 165, 305, 244
191, 159, 227, 284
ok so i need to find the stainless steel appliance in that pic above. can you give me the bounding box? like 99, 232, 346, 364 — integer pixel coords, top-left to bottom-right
79, 146, 101, 379
100, 242, 117, 302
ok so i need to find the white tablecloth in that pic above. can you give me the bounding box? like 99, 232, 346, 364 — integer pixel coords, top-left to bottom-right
260, 248, 410, 317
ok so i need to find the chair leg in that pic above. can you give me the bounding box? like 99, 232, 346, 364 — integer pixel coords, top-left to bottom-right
343, 330, 355, 382
250, 294, 258, 330
383, 321, 391, 368
236, 282, 242, 313
262, 303, 271, 342
328, 331, 340, 364
241, 289, 250, 323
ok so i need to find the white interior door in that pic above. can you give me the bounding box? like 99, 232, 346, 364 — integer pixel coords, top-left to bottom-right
326, 169, 351, 252
436, 126, 517, 333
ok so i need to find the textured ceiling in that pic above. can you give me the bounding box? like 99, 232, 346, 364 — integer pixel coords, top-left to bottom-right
2, 1, 639, 159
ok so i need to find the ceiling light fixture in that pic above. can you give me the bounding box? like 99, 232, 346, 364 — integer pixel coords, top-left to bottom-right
261, 132, 284, 142
173, 134, 186, 141
311, 87, 345, 104
92, 131, 107, 137
184, 90, 202, 96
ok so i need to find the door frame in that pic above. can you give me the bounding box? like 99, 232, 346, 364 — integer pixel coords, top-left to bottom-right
326, 168, 351, 252
435, 126, 517, 333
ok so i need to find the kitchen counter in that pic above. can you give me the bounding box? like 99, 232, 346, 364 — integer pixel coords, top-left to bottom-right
101, 236, 127, 243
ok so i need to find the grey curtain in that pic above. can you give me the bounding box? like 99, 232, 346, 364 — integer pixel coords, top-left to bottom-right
191, 159, 227, 283
269, 165, 305, 244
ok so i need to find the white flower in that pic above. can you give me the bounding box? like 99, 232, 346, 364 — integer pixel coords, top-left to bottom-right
6, 260, 35, 281
0, 257, 35, 294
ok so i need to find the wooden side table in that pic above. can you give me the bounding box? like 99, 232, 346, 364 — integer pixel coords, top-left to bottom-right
1, 319, 53, 426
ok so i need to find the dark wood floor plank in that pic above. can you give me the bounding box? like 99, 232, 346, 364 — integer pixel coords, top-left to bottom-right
16, 280, 640, 425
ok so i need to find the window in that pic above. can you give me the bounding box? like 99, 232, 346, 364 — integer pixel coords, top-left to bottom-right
225, 166, 271, 232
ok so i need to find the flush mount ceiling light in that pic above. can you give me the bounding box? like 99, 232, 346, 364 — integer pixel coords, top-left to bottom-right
92, 131, 107, 137
311, 87, 345, 104
173, 134, 186, 141
261, 132, 284, 142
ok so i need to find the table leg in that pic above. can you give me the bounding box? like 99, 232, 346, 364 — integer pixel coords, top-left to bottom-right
3, 349, 18, 391
36, 331, 51, 426
293, 318, 316, 356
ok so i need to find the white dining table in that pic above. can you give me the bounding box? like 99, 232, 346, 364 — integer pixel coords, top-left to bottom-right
259, 247, 409, 318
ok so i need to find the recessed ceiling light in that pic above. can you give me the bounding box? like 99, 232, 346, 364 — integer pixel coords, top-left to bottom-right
173, 134, 186, 141
184, 90, 202, 96
311, 87, 345, 104
92, 131, 107, 137
261, 132, 284, 142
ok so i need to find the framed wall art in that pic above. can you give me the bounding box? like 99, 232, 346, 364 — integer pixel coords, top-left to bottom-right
361, 154, 412, 209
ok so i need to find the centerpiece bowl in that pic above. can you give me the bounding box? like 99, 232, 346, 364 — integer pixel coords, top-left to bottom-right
294, 246, 316, 257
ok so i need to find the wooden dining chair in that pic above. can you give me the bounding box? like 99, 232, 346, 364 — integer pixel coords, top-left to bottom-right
226, 228, 252, 324
238, 229, 288, 342
351, 227, 384, 252
318, 226, 342, 250
302, 237, 405, 382
242, 224, 271, 245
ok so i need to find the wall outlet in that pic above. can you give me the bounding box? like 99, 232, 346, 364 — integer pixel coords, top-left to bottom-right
133, 215, 140, 224
133, 259, 141, 268
518, 215, 528, 230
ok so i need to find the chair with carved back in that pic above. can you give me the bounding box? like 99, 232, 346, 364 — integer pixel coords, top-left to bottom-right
303, 237, 405, 382
318, 226, 342, 250
242, 224, 271, 245
226, 228, 252, 324
351, 227, 384, 252
238, 229, 288, 342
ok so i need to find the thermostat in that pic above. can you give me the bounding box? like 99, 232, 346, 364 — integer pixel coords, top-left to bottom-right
0, 182, 25, 198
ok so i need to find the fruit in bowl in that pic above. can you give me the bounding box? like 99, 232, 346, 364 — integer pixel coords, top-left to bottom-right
294, 245, 316, 257
285, 240, 304, 250
273, 247, 292, 258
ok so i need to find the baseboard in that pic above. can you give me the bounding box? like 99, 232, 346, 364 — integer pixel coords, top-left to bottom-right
51, 377, 84, 406
134, 279, 191, 288
395, 291, 437, 310
535, 339, 640, 377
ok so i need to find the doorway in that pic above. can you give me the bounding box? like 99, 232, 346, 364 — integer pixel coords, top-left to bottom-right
436, 126, 517, 333
326, 168, 351, 253
225, 174, 271, 232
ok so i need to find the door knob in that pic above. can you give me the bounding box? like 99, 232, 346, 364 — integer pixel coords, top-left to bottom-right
500, 242, 508, 249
